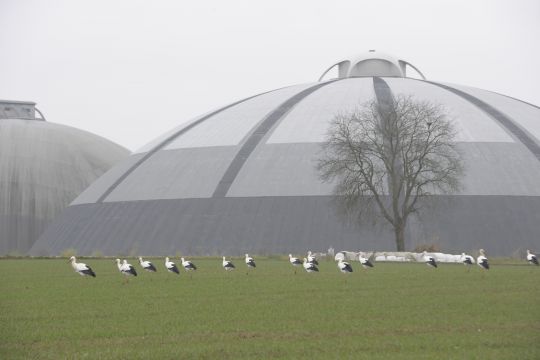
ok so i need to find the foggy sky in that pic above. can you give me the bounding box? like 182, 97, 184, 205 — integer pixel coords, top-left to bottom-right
1, 0, 539, 151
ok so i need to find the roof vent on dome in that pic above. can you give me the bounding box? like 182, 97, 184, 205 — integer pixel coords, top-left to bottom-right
0, 100, 46, 121
319, 50, 426, 81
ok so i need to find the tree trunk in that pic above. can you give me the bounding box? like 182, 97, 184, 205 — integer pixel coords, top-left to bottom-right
394, 224, 405, 251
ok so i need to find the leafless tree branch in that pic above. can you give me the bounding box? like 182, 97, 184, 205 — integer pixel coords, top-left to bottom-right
316, 95, 464, 251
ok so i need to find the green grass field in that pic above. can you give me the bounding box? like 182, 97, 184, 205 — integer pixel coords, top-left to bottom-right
1, 258, 539, 359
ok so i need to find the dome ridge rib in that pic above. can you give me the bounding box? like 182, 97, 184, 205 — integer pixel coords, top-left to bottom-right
212, 79, 341, 198
95, 88, 282, 203
372, 77, 397, 194
425, 81, 540, 162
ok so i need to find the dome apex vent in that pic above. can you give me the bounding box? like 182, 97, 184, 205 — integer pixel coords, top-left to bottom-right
319, 51, 426, 81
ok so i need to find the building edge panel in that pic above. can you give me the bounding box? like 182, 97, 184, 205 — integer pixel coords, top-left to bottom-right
30, 195, 540, 257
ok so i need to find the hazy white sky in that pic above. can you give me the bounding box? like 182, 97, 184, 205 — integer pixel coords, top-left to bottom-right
1, 0, 539, 151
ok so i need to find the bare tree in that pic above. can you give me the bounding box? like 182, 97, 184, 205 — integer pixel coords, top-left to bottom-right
317, 95, 463, 251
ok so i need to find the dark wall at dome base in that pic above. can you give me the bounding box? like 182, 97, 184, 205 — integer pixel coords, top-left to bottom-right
0, 214, 50, 254
30, 196, 540, 257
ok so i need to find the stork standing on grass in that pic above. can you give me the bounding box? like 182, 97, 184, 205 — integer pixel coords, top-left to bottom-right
165, 257, 180, 275
181, 258, 197, 279
122, 259, 138, 275
116, 259, 137, 282
358, 254, 374, 269
423, 251, 438, 268
303, 258, 319, 273
461, 253, 474, 265
68, 256, 96, 277
307, 251, 318, 265
222, 256, 235, 271
527, 250, 538, 266
289, 254, 303, 274
181, 257, 197, 272
477, 249, 490, 270
245, 254, 256, 275
461, 253, 474, 271
337, 258, 353, 274
139, 257, 157, 272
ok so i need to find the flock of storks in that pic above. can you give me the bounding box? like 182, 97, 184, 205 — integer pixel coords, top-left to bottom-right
67, 249, 539, 279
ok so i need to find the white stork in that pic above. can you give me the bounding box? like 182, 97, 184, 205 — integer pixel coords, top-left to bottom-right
423, 251, 438, 268
303, 258, 319, 273
527, 250, 538, 266
245, 254, 256, 274
337, 258, 353, 274
165, 257, 180, 275
138, 257, 157, 272
68, 256, 96, 277
116, 259, 137, 282
307, 251, 319, 265
477, 249, 490, 270
122, 259, 138, 276
461, 253, 474, 266
289, 254, 303, 274
222, 256, 235, 271
358, 254, 374, 269
181, 258, 197, 279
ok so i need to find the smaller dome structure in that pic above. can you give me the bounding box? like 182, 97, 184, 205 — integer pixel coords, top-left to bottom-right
0, 100, 129, 255
319, 50, 426, 80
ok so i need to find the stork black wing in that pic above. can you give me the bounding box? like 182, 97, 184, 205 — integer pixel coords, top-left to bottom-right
364, 260, 374, 267
81, 268, 96, 277
128, 266, 138, 276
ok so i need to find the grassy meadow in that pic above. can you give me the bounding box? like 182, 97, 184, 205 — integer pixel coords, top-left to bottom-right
1, 257, 539, 359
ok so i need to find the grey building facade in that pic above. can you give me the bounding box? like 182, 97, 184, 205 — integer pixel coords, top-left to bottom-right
30, 53, 540, 256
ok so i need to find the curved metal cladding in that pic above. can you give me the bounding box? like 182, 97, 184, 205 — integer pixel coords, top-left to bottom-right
0, 120, 129, 254
31, 78, 540, 256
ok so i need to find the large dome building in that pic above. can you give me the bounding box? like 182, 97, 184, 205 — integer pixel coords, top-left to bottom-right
0, 100, 129, 254
31, 52, 540, 256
